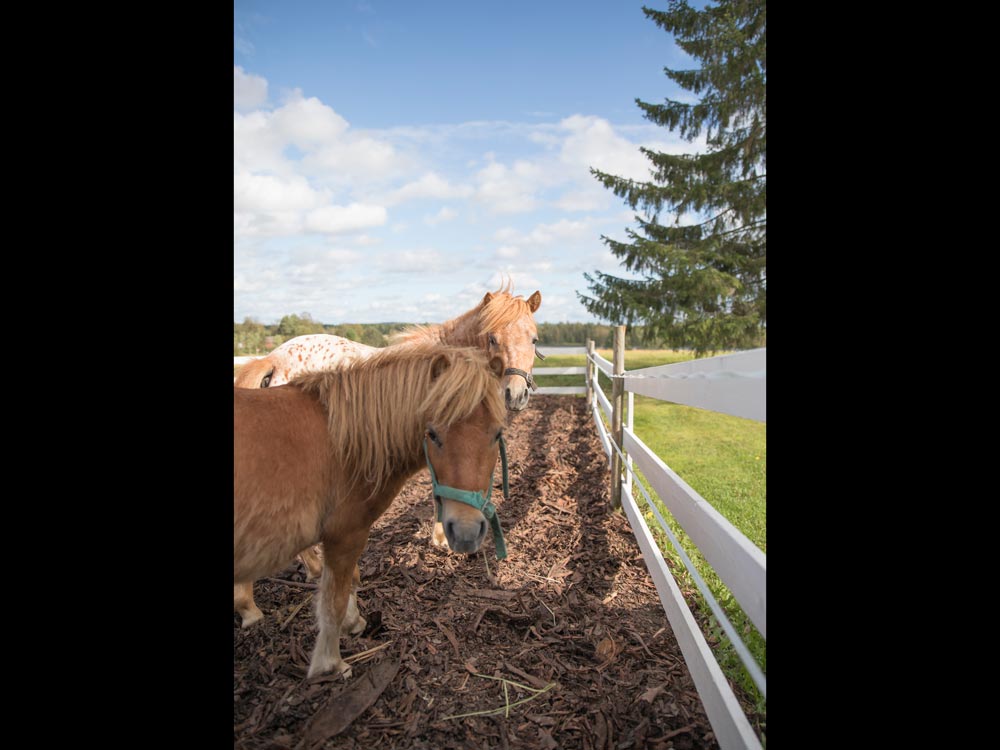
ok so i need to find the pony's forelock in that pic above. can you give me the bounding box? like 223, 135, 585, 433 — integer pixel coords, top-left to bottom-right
475, 289, 535, 339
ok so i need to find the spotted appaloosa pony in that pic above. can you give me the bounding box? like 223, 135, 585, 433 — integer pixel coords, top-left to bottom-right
234, 285, 542, 626
235, 343, 507, 677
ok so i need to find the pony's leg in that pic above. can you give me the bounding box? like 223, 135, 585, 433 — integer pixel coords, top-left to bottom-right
298, 544, 324, 580
431, 497, 448, 548
342, 560, 366, 636
308, 534, 367, 678
234, 582, 263, 628
431, 521, 448, 548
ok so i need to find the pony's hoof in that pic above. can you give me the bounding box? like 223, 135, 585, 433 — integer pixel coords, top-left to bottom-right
307, 655, 351, 679
239, 608, 264, 628
346, 614, 367, 636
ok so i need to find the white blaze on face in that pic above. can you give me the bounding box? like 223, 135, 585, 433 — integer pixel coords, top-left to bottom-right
495, 315, 539, 411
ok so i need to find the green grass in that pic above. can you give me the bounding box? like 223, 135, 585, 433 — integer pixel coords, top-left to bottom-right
535, 349, 766, 723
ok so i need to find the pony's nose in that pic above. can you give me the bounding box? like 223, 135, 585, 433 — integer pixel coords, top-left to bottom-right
506, 386, 529, 411
445, 518, 488, 553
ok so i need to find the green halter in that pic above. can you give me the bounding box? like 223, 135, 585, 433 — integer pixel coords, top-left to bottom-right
423, 434, 509, 560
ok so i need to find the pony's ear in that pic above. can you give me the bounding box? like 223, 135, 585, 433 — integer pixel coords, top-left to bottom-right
482, 291, 494, 306
489, 356, 504, 379
527, 290, 541, 312
430, 353, 451, 380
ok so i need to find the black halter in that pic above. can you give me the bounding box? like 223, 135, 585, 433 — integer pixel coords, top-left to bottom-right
504, 367, 537, 391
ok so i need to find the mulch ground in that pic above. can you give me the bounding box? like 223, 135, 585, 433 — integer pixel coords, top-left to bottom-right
235, 395, 755, 749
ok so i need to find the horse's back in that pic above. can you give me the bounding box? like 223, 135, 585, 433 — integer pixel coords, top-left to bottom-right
233, 385, 334, 582
265, 334, 378, 386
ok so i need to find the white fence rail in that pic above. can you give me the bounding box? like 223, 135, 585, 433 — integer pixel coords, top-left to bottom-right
533, 346, 587, 395
624, 348, 766, 422
586, 335, 766, 750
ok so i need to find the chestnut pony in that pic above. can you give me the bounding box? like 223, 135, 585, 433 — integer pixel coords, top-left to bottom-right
234, 285, 541, 626
235, 343, 507, 677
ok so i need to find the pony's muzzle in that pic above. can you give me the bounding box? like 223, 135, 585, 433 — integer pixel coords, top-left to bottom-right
444, 516, 488, 554
504, 383, 531, 411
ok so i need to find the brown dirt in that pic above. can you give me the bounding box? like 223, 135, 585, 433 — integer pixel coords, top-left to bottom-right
235, 395, 745, 749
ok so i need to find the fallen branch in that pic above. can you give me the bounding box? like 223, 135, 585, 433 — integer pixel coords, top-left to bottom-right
280, 593, 314, 631
264, 577, 317, 590
300, 657, 401, 747
661, 723, 698, 740
453, 586, 517, 601
540, 500, 574, 515
503, 661, 551, 690
629, 628, 655, 659
345, 641, 393, 665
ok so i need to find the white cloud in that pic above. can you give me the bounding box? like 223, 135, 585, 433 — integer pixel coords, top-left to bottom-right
304, 136, 400, 181
234, 111, 290, 175
387, 173, 472, 205
485, 270, 544, 293
474, 160, 540, 214
557, 114, 656, 184
234, 66, 267, 111
493, 218, 597, 247
376, 250, 451, 273
233, 87, 402, 184
271, 91, 350, 146
234, 172, 324, 213
305, 203, 388, 234
496, 246, 519, 258
234, 274, 264, 293
327, 248, 364, 264
424, 206, 458, 226
554, 186, 609, 212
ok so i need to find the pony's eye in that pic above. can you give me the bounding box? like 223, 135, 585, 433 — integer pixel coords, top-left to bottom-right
427, 428, 440, 446
488, 334, 498, 347
260, 373, 272, 388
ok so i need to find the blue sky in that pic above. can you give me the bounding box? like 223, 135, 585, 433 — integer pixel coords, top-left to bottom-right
234, 1, 704, 325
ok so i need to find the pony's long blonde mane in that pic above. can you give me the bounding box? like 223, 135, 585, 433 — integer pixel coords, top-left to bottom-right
389, 280, 535, 346
292, 342, 505, 496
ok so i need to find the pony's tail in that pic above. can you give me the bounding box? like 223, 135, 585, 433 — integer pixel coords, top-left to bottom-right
234, 357, 275, 389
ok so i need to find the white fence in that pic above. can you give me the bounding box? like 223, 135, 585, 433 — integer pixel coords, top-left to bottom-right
585, 335, 766, 750
533, 346, 587, 395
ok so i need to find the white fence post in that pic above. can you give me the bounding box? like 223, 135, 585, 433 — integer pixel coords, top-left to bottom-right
586, 340, 595, 406
609, 325, 625, 510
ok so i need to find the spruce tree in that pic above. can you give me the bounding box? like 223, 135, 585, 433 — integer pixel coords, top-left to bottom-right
579, 0, 765, 354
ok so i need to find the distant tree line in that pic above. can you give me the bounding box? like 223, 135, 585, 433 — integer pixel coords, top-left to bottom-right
234, 314, 404, 355
234, 315, 732, 356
